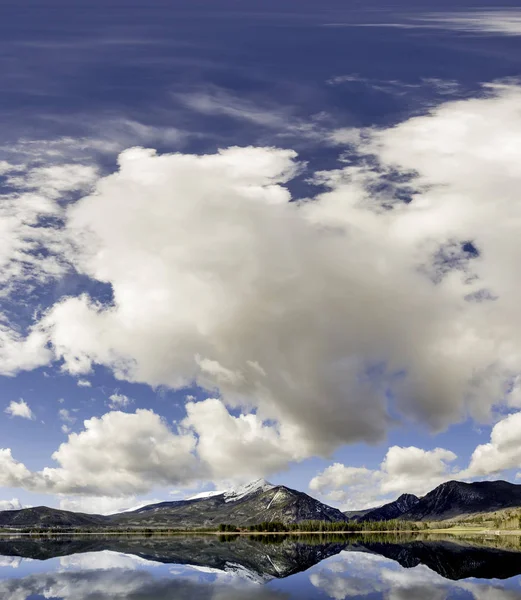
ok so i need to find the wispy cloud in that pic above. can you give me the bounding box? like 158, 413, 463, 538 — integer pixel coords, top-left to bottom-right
323, 10, 521, 37
419, 10, 521, 36
327, 74, 461, 98
173, 87, 329, 143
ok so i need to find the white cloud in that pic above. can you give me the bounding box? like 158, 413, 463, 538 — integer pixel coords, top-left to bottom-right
108, 393, 132, 409
310, 464, 375, 495
12, 86, 519, 476
0, 157, 101, 378
59, 495, 160, 515
310, 446, 458, 510
77, 379, 91, 387
0, 498, 22, 511
0, 400, 315, 497
2, 84, 521, 488
311, 409, 521, 509
0, 160, 98, 298
379, 446, 458, 496
464, 411, 521, 477
0, 410, 195, 496
36, 143, 413, 453
41, 409, 199, 495
5, 399, 34, 420
0, 328, 51, 377
182, 398, 313, 481
7, 164, 97, 199
0, 448, 35, 488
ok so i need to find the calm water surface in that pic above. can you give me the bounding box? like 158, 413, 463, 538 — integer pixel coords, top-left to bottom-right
0, 534, 521, 599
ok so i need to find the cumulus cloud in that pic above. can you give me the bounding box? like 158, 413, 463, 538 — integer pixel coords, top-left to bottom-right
310, 446, 458, 509
59, 495, 161, 515
0, 498, 23, 511
5, 399, 34, 420
0, 328, 51, 378
41, 409, 199, 495
0, 400, 315, 497
309, 464, 377, 504
379, 446, 458, 496
32, 142, 434, 454
464, 412, 521, 477
2, 84, 521, 488
182, 398, 313, 480
0, 448, 35, 488
77, 379, 91, 387
44, 86, 521, 447
311, 409, 521, 509
0, 409, 227, 496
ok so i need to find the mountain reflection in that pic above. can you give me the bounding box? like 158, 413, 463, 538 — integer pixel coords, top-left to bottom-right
0, 534, 521, 589
1, 536, 521, 600
0, 535, 347, 581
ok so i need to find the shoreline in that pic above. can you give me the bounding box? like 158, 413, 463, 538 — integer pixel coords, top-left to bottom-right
0, 529, 520, 537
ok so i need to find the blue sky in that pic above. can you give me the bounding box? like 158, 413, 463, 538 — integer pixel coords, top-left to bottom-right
1, 0, 521, 514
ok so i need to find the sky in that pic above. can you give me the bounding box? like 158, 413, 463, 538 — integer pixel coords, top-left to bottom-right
1, 0, 521, 515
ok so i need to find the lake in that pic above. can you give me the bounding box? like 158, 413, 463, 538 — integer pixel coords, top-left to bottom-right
0, 534, 520, 599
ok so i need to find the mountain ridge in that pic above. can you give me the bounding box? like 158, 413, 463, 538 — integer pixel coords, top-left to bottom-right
114, 479, 347, 528
401, 479, 521, 521
349, 493, 420, 522
2, 478, 521, 528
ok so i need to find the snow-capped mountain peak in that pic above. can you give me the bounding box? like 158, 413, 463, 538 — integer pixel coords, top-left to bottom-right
223, 479, 275, 503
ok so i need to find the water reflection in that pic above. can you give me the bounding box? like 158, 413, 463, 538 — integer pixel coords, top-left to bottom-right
0, 535, 521, 599
0, 568, 290, 600
310, 551, 521, 600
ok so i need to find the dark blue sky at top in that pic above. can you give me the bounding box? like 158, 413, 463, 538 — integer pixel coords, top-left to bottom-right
0, 0, 518, 215
0, 0, 520, 504
1, 0, 520, 157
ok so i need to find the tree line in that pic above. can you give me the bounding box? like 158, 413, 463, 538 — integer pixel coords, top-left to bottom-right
219, 520, 423, 532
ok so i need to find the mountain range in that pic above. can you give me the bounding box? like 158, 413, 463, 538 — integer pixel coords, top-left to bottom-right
2, 478, 521, 529
344, 480, 521, 523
